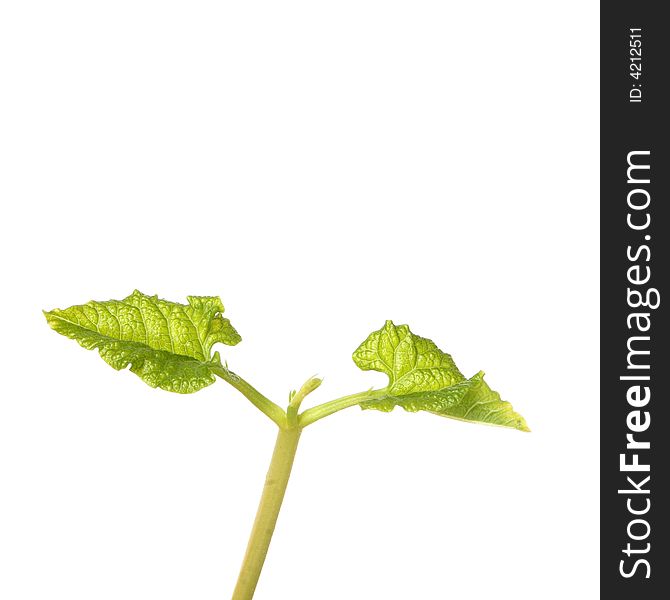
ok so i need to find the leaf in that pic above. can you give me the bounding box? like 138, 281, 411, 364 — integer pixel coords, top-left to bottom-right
353, 320, 464, 395
44, 290, 241, 394
353, 321, 529, 431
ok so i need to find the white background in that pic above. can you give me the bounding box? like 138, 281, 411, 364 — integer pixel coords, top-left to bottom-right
0, 2, 599, 599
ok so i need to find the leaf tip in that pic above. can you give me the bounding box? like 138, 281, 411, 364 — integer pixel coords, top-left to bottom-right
518, 418, 531, 433
43, 308, 59, 329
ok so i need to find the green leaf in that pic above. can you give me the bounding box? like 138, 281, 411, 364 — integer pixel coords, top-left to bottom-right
353, 320, 464, 395
44, 290, 241, 394
353, 321, 529, 432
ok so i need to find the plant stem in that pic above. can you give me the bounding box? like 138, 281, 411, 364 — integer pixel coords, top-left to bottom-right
211, 365, 287, 427
231, 426, 302, 600
298, 388, 386, 427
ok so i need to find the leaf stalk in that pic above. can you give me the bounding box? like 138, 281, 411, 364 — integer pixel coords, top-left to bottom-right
211, 365, 287, 428
298, 388, 386, 427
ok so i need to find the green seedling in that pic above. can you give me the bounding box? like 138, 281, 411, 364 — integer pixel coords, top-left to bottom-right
44, 291, 529, 599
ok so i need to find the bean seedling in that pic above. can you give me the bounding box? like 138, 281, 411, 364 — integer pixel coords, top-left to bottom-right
44, 291, 529, 599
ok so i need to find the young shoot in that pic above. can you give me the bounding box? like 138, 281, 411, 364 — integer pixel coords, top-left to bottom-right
44, 291, 529, 600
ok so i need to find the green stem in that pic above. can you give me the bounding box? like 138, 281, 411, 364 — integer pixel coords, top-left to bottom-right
211, 365, 286, 427
231, 426, 302, 600
298, 388, 385, 427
